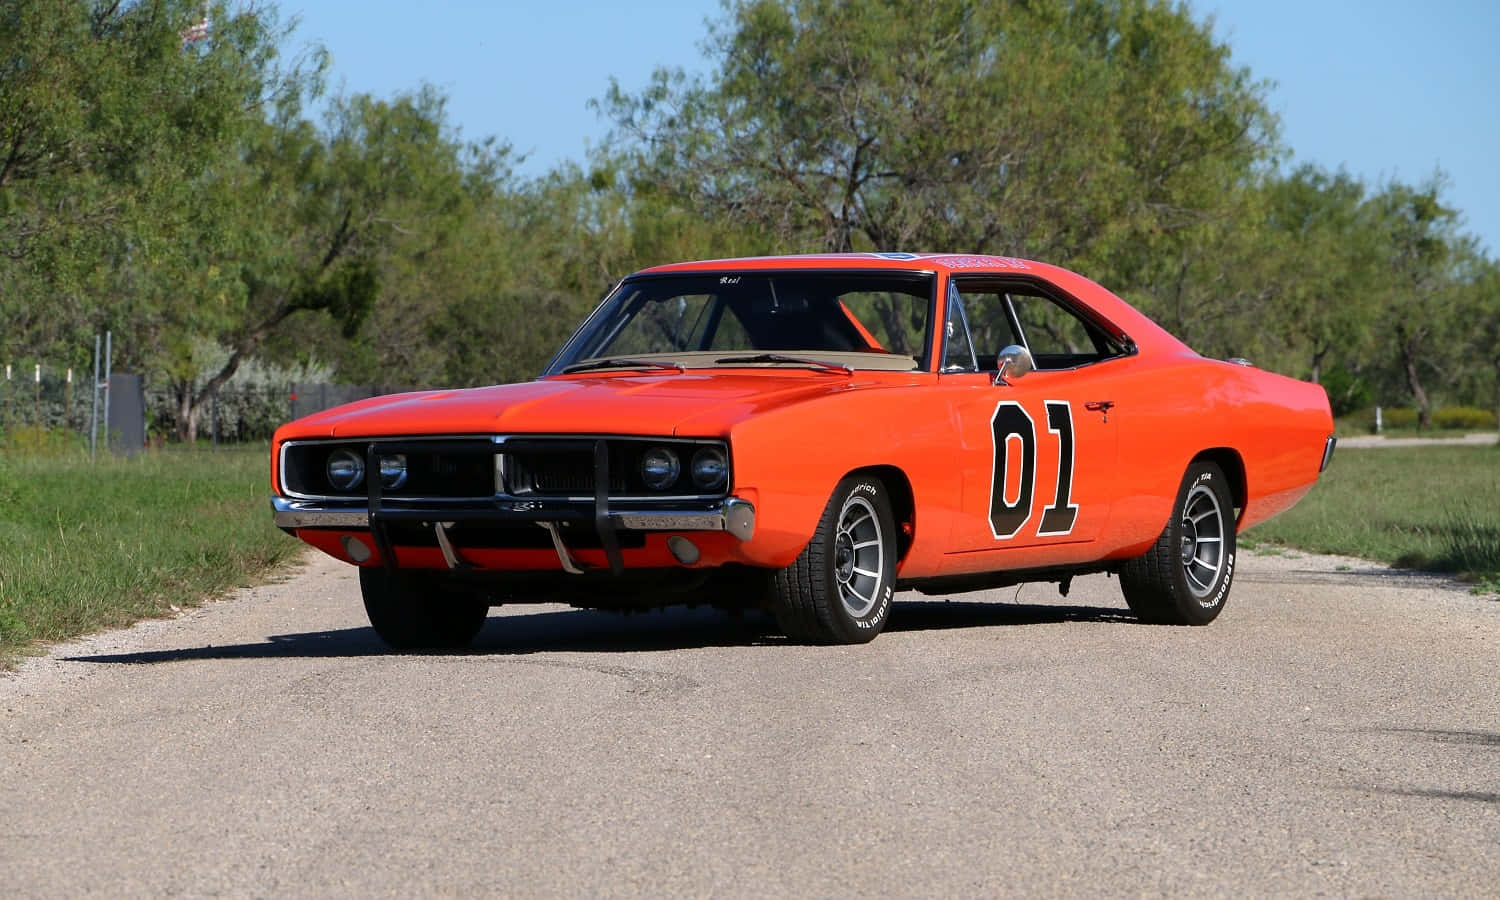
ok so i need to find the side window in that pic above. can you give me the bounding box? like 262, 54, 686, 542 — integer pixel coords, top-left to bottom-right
941, 285, 979, 372
955, 280, 1122, 371
954, 287, 1023, 371
1009, 292, 1102, 364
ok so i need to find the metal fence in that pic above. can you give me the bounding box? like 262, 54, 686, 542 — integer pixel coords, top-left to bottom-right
1, 371, 413, 450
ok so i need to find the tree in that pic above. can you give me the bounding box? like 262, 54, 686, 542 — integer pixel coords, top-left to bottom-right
0, 1, 316, 364
1258, 166, 1379, 387
164, 87, 485, 440
598, 0, 1277, 290
1365, 179, 1462, 428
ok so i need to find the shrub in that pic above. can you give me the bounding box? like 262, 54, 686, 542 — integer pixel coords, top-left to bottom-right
2, 425, 85, 455
1432, 406, 1498, 430
1379, 407, 1420, 429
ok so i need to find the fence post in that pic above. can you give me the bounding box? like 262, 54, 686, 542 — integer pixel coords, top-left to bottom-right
66, 368, 73, 431
34, 364, 41, 427
91, 335, 101, 460
103, 330, 112, 452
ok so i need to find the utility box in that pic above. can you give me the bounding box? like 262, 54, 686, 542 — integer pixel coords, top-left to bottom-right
107, 373, 146, 456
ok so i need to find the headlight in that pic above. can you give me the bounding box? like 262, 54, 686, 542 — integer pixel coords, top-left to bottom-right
641, 446, 680, 490
690, 446, 728, 491
326, 449, 364, 491
379, 453, 408, 489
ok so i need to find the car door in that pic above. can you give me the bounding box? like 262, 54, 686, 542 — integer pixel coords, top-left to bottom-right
938, 277, 1125, 572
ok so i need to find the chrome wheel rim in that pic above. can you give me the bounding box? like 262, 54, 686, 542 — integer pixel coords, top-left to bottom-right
835, 494, 885, 618
1179, 483, 1226, 599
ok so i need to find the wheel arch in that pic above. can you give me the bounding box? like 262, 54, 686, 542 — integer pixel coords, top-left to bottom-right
1192, 448, 1246, 523
845, 464, 916, 563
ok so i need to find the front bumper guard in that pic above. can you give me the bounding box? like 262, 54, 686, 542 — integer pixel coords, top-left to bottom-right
272, 495, 756, 540
271, 494, 757, 574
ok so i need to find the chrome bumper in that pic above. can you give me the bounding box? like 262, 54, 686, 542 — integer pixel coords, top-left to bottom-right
271, 495, 757, 541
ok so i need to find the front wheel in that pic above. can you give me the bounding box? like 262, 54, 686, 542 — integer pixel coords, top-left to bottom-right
1119, 461, 1236, 625
359, 567, 490, 649
772, 474, 898, 644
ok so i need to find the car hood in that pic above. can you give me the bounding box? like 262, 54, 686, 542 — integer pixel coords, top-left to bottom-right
286, 372, 916, 439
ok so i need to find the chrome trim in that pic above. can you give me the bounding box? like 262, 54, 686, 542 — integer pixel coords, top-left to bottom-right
434, 522, 469, 570
724, 498, 756, 541
278, 434, 731, 503
1321, 435, 1337, 472
271, 495, 758, 541
539, 522, 585, 574
273, 497, 370, 528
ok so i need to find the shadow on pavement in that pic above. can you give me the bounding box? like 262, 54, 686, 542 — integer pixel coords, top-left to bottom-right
65, 598, 1132, 664
1351, 727, 1500, 806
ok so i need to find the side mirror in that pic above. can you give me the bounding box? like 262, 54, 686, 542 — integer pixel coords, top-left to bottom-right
994, 344, 1034, 385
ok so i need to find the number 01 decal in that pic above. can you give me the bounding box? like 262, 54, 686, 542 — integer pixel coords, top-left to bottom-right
989, 400, 1080, 540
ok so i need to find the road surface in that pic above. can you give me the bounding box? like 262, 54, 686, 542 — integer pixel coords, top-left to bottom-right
3, 549, 1497, 896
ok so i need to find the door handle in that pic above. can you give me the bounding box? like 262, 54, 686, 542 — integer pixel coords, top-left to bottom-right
1085, 401, 1115, 413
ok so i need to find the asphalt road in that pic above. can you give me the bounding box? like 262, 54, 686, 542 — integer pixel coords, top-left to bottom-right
3, 549, 1497, 896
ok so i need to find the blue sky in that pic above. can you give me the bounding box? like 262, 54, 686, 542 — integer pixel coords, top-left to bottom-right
289, 0, 1499, 257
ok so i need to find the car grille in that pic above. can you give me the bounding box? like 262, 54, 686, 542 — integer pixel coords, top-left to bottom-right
281, 436, 729, 501
504, 451, 625, 496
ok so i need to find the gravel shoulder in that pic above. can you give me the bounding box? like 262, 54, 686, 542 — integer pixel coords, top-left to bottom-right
3, 547, 1497, 896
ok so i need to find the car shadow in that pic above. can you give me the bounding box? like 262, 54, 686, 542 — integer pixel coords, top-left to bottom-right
64, 599, 1134, 665
1346, 727, 1500, 806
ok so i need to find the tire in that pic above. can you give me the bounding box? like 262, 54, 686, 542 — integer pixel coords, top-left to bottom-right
772, 474, 898, 644
359, 567, 490, 650
1119, 461, 1237, 625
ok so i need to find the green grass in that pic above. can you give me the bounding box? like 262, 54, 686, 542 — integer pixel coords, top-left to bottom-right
1243, 445, 1500, 587
0, 446, 301, 666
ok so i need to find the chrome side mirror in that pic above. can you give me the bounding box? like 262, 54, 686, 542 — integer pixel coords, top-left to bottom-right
994, 344, 1034, 385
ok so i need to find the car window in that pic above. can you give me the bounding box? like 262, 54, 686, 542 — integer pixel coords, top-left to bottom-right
551, 272, 936, 372
1009, 293, 1099, 360
952, 287, 1023, 371
837, 290, 929, 357
953, 281, 1121, 371
604, 293, 751, 355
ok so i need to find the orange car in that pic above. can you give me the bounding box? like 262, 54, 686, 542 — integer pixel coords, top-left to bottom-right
271, 253, 1335, 647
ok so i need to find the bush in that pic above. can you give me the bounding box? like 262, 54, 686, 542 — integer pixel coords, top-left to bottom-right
2, 425, 85, 455
1379, 407, 1420, 430
1432, 406, 1498, 430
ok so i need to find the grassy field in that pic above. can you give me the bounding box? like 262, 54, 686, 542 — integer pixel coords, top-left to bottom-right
1243, 444, 1500, 588
0, 446, 301, 665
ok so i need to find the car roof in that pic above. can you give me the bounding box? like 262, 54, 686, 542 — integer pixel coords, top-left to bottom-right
634, 252, 1191, 358
637, 252, 1047, 276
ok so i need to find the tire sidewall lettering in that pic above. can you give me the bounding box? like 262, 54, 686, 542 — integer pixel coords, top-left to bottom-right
855, 584, 893, 629
1199, 551, 1234, 610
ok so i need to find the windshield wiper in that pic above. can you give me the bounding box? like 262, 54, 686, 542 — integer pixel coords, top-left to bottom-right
560, 358, 686, 375
714, 353, 854, 375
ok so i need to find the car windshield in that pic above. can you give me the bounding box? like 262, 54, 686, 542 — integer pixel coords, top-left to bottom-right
546, 271, 937, 374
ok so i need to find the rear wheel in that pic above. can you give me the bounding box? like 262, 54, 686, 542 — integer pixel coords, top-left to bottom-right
359, 567, 490, 649
772, 475, 897, 644
1120, 461, 1236, 625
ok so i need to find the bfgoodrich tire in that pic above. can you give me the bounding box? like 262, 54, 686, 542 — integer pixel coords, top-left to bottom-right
772, 474, 898, 644
359, 567, 490, 649
1119, 461, 1237, 625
